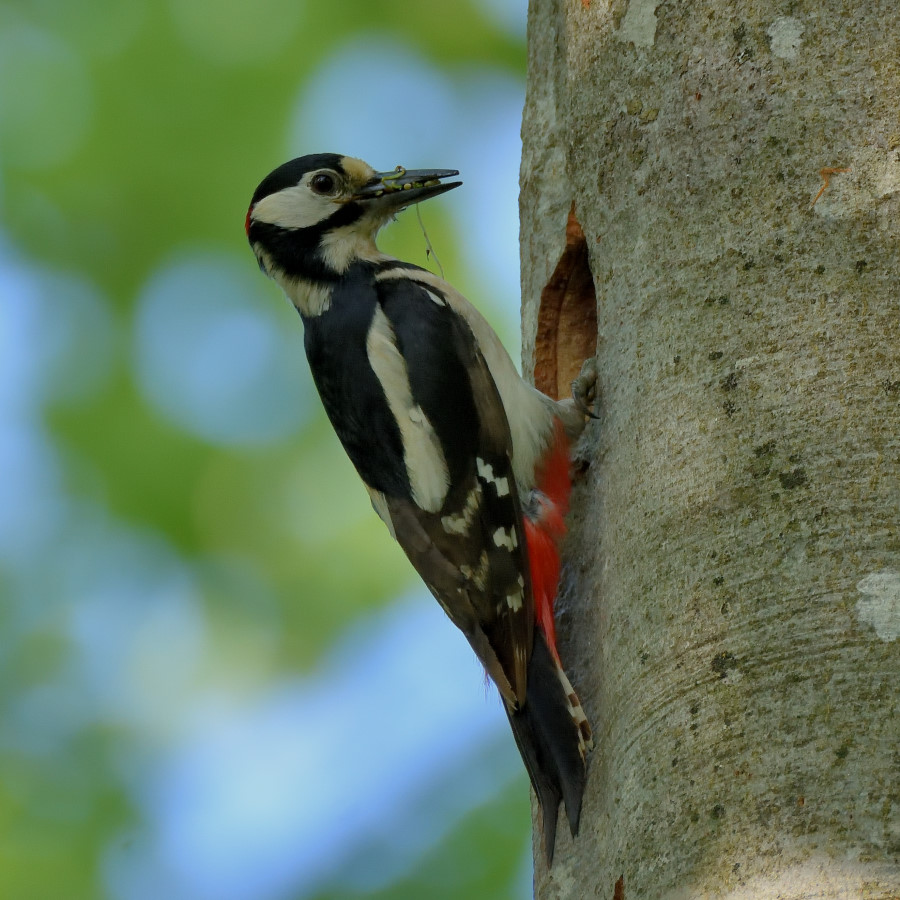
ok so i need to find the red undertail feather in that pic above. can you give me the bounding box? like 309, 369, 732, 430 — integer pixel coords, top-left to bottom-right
523, 419, 572, 662
513, 418, 593, 862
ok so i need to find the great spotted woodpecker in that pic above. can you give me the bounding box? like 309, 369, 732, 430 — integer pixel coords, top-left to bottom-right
246, 153, 594, 861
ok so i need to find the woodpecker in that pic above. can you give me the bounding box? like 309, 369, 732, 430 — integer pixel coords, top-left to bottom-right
246, 153, 595, 861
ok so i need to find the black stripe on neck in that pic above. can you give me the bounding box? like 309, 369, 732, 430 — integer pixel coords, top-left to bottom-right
251, 201, 367, 283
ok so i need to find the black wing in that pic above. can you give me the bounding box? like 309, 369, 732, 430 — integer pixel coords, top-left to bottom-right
376, 277, 534, 707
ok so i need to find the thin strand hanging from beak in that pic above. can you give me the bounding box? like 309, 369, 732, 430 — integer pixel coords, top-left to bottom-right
416, 203, 445, 280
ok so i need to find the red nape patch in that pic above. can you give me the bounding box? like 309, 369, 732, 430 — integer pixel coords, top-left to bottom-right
244, 205, 254, 236
524, 420, 572, 663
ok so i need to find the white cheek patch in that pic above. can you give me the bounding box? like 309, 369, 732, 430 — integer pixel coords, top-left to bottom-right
252, 185, 336, 230
366, 305, 450, 513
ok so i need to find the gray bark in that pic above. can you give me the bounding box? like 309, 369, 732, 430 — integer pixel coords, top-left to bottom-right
520, 0, 900, 897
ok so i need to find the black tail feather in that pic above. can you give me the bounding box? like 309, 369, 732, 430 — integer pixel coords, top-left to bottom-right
506, 630, 588, 864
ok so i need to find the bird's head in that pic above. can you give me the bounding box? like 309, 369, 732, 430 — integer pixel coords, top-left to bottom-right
246, 153, 460, 286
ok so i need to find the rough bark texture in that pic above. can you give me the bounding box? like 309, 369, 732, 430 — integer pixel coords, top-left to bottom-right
520, 1, 900, 897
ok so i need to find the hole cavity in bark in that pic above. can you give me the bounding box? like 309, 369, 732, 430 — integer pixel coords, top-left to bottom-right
534, 204, 598, 400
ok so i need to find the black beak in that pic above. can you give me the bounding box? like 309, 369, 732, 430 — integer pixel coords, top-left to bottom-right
353, 166, 462, 208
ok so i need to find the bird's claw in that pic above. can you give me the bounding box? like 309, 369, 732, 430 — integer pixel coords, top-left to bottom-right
571, 356, 599, 419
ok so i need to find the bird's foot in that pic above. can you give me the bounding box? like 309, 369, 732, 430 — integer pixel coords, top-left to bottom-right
554, 356, 599, 441
571, 356, 599, 420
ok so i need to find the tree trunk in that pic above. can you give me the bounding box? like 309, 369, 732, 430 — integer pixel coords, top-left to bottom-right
520, 0, 900, 897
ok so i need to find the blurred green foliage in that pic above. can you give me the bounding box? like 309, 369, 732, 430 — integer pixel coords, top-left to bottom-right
0, 0, 531, 897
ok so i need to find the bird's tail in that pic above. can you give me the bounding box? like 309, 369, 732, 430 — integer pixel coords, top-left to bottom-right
506, 629, 593, 863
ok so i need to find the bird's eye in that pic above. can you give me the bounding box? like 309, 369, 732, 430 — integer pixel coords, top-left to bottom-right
310, 172, 336, 195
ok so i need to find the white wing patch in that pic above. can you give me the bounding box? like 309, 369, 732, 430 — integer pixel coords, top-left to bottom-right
441, 483, 481, 535
366, 305, 450, 513
376, 266, 557, 494
492, 526, 517, 551
506, 573, 525, 611
506, 575, 525, 612
476, 457, 510, 497
460, 550, 490, 592
506, 589, 524, 612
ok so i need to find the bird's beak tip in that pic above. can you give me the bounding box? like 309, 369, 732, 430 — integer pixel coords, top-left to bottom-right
354, 167, 462, 207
